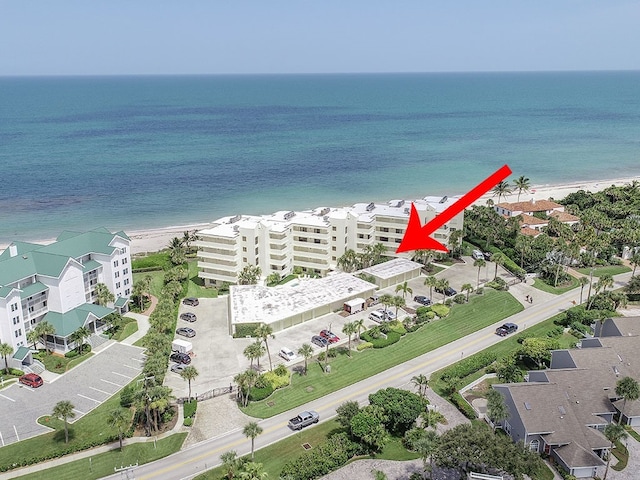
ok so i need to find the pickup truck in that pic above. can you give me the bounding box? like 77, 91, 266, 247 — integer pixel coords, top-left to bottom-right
288, 410, 319, 430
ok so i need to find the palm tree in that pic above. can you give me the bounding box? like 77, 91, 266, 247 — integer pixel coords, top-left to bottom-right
490, 252, 507, 279
70, 326, 91, 354
94, 283, 115, 307
243, 421, 263, 460
0, 343, 13, 374
474, 258, 486, 290
579, 276, 590, 304
220, 450, 242, 480
461, 283, 474, 302
107, 408, 131, 450
238, 265, 261, 285
342, 322, 358, 357
266, 272, 281, 286
615, 376, 640, 424
395, 281, 413, 300
415, 429, 439, 475
492, 180, 513, 204
168, 237, 186, 265
379, 294, 393, 318
411, 373, 429, 399
412, 249, 434, 268
392, 295, 405, 319
486, 389, 509, 431
52, 400, 76, 443
239, 462, 268, 480
515, 234, 533, 269
254, 324, 275, 371
35, 321, 56, 353
424, 276, 438, 300
180, 365, 199, 401
436, 279, 449, 304
27, 329, 40, 352
630, 252, 640, 277
297, 343, 314, 374
513, 175, 531, 202
625, 275, 640, 295
354, 318, 366, 341
244, 340, 265, 370
600, 273, 614, 293
603, 423, 627, 480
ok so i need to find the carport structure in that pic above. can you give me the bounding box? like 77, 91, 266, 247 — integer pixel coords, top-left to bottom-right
359, 258, 423, 289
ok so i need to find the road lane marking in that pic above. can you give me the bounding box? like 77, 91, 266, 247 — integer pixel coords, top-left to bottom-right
101, 379, 123, 387
0, 393, 15, 402
89, 386, 112, 395
13, 426, 19, 442
77, 393, 101, 403
112, 371, 133, 379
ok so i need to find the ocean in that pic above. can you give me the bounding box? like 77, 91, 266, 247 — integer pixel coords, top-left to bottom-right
1, 71, 639, 243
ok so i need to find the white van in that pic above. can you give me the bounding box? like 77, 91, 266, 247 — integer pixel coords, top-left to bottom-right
279, 347, 297, 362
369, 310, 385, 323
472, 250, 484, 260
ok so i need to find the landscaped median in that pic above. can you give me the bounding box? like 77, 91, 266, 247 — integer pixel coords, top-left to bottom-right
241, 289, 523, 418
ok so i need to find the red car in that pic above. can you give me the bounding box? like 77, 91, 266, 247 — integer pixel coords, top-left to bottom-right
320, 330, 340, 343
19, 373, 44, 388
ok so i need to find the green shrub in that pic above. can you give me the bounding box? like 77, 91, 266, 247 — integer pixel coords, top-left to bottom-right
183, 417, 193, 427
9, 368, 23, 376
453, 294, 466, 304
450, 392, 477, 419
318, 348, 339, 362
356, 342, 373, 351
476, 287, 484, 295
262, 370, 290, 390
439, 351, 498, 381
431, 304, 450, 318
183, 399, 197, 418
249, 383, 274, 401
361, 330, 401, 348
233, 323, 260, 338
131, 252, 171, 271
485, 277, 508, 291
388, 321, 407, 335
274, 364, 289, 376
120, 384, 136, 407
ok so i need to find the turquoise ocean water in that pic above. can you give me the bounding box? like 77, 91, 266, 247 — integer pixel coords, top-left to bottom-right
1, 72, 639, 242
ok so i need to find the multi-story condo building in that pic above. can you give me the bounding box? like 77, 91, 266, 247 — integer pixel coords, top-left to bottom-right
197, 195, 463, 286
0, 228, 132, 360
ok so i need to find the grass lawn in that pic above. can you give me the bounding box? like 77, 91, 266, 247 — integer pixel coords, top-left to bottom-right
242, 290, 523, 418
133, 270, 165, 298
186, 260, 218, 298
611, 439, 629, 471
15, 433, 187, 480
576, 265, 631, 277
374, 436, 421, 461
112, 318, 138, 342
35, 351, 94, 374
532, 277, 579, 295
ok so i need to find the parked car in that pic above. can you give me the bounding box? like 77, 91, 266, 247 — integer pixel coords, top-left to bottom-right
170, 352, 192, 364
495, 323, 518, 336
288, 410, 319, 430
413, 295, 431, 306
183, 297, 199, 306
176, 327, 196, 338
384, 310, 396, 321
311, 335, 329, 347
180, 312, 197, 322
170, 363, 186, 373
19, 373, 43, 388
369, 310, 385, 323
472, 250, 484, 260
320, 330, 340, 343
435, 286, 457, 296
279, 347, 298, 361
368, 295, 380, 305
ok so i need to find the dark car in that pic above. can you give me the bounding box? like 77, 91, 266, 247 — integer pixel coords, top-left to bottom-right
19, 373, 43, 388
413, 295, 431, 306
183, 297, 199, 306
170, 352, 192, 364
311, 335, 329, 347
435, 286, 457, 297
180, 312, 197, 322
496, 323, 518, 336
320, 330, 340, 343
176, 327, 196, 338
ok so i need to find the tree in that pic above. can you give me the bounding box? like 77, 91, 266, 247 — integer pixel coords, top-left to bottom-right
369, 387, 424, 435
0, 343, 13, 374
486, 389, 509, 431
243, 421, 263, 460
436, 279, 449, 304
337, 249, 359, 273
490, 252, 507, 279
492, 180, 512, 204
238, 461, 268, 480
603, 423, 627, 480
519, 337, 560, 369
94, 282, 115, 307
474, 258, 486, 290
424, 276, 438, 300
168, 237, 186, 265
336, 400, 360, 431
615, 376, 640, 423
182, 230, 198, 254
415, 429, 439, 475
579, 276, 590, 304
266, 272, 281, 286
411, 373, 429, 399
27, 329, 40, 352
35, 321, 55, 353
342, 321, 358, 357
52, 400, 76, 443
350, 405, 388, 451
513, 175, 531, 202
461, 283, 474, 302
255, 323, 275, 371
413, 249, 434, 268
495, 355, 524, 383
354, 318, 366, 341
221, 450, 243, 480
395, 281, 413, 300
180, 365, 199, 401
392, 295, 405, 319
238, 265, 261, 285
244, 340, 265, 370
379, 294, 393, 318
630, 252, 640, 277
297, 343, 314, 375
600, 273, 614, 293
70, 326, 91, 354
107, 408, 130, 450
625, 275, 640, 295
515, 234, 534, 269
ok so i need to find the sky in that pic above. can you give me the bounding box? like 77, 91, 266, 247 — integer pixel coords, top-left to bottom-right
1, 0, 639, 76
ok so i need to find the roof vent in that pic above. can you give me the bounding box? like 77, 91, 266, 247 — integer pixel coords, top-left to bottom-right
524, 402, 532, 410
613, 366, 620, 376
9, 245, 17, 257
404, 207, 410, 214
284, 211, 295, 221
229, 214, 241, 224
439, 196, 448, 204
233, 225, 239, 232
365, 202, 375, 212
617, 355, 623, 362
558, 406, 566, 414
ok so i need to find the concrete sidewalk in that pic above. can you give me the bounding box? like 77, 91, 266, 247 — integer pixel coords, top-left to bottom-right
121, 312, 151, 346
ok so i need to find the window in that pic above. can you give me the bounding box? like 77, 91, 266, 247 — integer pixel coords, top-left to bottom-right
113, 260, 119, 267
13, 316, 20, 325
122, 257, 128, 264
123, 268, 129, 275
11, 303, 18, 312
122, 247, 127, 254
314, 239, 321, 244
125, 288, 130, 296
115, 271, 120, 278
332, 246, 336, 251
255, 247, 259, 254
242, 236, 247, 241
116, 282, 121, 289
332, 236, 336, 241
255, 237, 258, 244
395, 229, 403, 234
124, 278, 129, 286
243, 247, 247, 252
28, 306, 34, 313
332, 226, 336, 231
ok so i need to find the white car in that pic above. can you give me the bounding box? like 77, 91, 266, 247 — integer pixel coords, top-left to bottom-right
279, 347, 298, 361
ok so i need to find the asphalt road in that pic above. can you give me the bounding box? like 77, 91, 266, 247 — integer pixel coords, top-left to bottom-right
103, 278, 607, 480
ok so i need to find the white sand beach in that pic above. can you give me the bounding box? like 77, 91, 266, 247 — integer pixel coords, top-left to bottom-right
2, 175, 640, 256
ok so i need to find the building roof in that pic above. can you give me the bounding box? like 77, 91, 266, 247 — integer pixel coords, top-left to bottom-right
496, 199, 563, 213
114, 297, 129, 308
82, 259, 102, 273
554, 442, 605, 469
19, 281, 49, 299
43, 303, 114, 337
549, 211, 580, 223
12, 346, 30, 361
360, 258, 423, 280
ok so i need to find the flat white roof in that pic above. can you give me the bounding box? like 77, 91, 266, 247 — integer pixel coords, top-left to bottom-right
230, 273, 376, 325
360, 258, 423, 280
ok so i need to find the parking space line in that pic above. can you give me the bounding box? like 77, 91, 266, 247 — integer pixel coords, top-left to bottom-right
0, 430, 4, 446
101, 378, 123, 388
73, 408, 86, 415
111, 371, 133, 379
77, 393, 101, 403
0, 393, 15, 402
123, 364, 141, 371
13, 426, 19, 442
131, 357, 145, 363
89, 386, 112, 396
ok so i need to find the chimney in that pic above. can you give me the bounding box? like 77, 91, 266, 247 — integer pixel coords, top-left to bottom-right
9, 245, 17, 257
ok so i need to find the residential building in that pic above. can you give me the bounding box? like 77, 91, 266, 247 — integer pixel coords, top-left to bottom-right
197, 195, 463, 286
0, 228, 132, 362
494, 199, 580, 237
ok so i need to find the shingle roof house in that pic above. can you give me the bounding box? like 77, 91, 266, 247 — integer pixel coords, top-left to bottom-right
0, 229, 132, 361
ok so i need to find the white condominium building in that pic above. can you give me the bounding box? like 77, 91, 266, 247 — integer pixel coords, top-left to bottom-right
0, 228, 133, 360
197, 195, 463, 286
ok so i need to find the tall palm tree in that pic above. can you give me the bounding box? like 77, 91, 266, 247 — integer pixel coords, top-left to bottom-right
513, 175, 531, 202
490, 252, 507, 279
354, 318, 366, 341
254, 324, 275, 371
461, 283, 474, 302
35, 321, 56, 353
94, 283, 115, 307
630, 252, 640, 277
492, 180, 513, 204
392, 295, 405, 319
474, 258, 486, 290
243, 421, 263, 460
0, 343, 13, 374
180, 365, 199, 401
424, 276, 438, 300
603, 423, 627, 480
341, 322, 358, 357
52, 400, 76, 443
221, 450, 242, 480
615, 376, 640, 424
379, 294, 394, 318
411, 373, 429, 399
515, 234, 533, 269
436, 279, 449, 304
579, 277, 590, 304
395, 281, 413, 300
244, 340, 265, 370
107, 408, 131, 451
70, 326, 91, 354
600, 273, 614, 292
27, 329, 40, 352
297, 343, 314, 374
415, 429, 439, 475
412, 249, 434, 268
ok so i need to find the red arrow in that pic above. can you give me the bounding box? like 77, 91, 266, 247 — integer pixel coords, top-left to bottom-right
396, 164, 512, 253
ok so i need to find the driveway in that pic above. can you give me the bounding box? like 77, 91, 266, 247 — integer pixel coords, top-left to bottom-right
0, 342, 145, 446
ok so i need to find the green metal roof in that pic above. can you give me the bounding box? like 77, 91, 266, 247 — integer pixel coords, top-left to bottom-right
82, 259, 102, 273
114, 296, 129, 308
0, 242, 43, 262
12, 346, 30, 361
43, 229, 126, 258
0, 285, 17, 299
19, 282, 49, 299
44, 303, 114, 337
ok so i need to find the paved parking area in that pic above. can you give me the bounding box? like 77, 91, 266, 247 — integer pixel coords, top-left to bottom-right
0, 342, 145, 447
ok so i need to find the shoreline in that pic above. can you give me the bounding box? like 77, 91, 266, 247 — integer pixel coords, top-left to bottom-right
2, 175, 639, 256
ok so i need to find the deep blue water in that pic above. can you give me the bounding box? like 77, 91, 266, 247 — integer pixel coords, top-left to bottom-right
1, 72, 639, 242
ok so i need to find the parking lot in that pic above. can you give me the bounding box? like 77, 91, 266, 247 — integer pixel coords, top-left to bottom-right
0, 342, 145, 447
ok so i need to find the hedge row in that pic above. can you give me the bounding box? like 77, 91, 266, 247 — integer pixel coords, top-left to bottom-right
183, 400, 197, 418
360, 330, 401, 348
450, 392, 477, 419
438, 351, 498, 382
